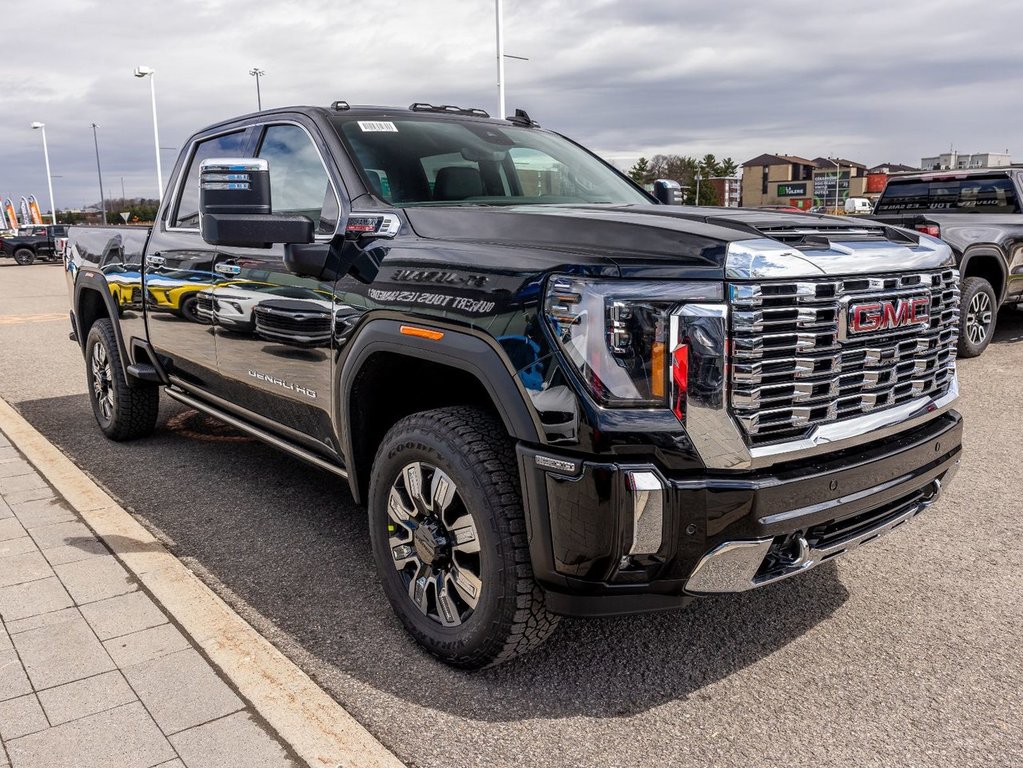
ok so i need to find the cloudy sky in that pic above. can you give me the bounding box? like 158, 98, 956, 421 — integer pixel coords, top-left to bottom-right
2, 0, 1020, 210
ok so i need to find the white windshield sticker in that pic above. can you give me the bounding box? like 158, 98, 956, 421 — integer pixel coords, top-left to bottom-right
358, 121, 398, 133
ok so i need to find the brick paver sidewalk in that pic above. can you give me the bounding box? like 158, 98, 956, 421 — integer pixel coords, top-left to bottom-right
0, 431, 301, 768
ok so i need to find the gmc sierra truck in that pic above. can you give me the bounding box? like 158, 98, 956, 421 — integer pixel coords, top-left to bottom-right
64, 102, 963, 668
2, 223, 68, 265
871, 168, 1023, 357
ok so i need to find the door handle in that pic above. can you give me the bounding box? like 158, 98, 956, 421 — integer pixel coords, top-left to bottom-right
215, 263, 242, 275
146, 254, 165, 267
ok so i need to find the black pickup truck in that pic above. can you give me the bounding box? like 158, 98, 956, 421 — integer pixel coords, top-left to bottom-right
63, 103, 963, 668
1, 224, 68, 265
871, 168, 1023, 356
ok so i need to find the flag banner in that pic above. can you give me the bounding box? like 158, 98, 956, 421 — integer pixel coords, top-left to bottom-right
19, 197, 31, 227
27, 195, 43, 225
3, 199, 17, 229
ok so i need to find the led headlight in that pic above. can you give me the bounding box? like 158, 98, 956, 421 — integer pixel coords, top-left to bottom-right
544, 276, 719, 419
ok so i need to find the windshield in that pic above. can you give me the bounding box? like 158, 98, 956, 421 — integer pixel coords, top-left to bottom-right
332, 116, 649, 207
876, 175, 1020, 214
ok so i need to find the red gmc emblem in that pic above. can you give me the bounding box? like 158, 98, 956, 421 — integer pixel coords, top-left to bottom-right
848, 296, 931, 335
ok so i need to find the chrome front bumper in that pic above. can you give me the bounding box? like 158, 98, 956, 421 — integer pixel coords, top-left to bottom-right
684, 470, 955, 595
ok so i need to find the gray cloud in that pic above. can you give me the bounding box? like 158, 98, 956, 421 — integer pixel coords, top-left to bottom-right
3, 0, 1021, 208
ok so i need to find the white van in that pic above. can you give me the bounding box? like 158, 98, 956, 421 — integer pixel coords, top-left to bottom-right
844, 197, 874, 215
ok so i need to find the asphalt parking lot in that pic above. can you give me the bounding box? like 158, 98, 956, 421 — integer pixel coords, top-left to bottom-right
2, 260, 1022, 768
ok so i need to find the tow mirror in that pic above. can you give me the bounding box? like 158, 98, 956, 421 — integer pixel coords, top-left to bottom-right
652, 179, 682, 205
198, 158, 313, 248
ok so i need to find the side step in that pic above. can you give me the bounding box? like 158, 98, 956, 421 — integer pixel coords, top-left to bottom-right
126, 363, 163, 382
163, 388, 349, 480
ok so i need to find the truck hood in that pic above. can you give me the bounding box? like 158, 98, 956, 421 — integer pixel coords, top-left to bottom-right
403, 204, 955, 277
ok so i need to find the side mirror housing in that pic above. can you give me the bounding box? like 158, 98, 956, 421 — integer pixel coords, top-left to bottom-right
652, 179, 682, 205
198, 158, 314, 248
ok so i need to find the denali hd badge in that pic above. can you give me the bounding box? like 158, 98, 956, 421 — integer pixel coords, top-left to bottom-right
842, 295, 931, 338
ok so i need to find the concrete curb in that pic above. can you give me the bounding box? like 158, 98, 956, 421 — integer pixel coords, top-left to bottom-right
0, 395, 404, 768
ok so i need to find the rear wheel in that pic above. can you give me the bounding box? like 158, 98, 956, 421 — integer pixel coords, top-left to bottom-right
13, 248, 34, 266
85, 319, 160, 440
958, 276, 997, 358
368, 407, 559, 668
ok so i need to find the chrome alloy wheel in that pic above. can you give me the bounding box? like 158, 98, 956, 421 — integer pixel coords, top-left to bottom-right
966, 291, 993, 346
387, 462, 482, 627
90, 340, 114, 422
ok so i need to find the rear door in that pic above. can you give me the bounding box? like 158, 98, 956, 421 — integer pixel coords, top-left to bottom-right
206, 119, 343, 456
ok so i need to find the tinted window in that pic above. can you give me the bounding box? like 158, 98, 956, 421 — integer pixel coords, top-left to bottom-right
258, 124, 338, 235
173, 131, 248, 228
876, 175, 1019, 214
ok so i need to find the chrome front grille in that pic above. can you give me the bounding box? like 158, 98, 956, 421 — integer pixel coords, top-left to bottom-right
729, 269, 959, 444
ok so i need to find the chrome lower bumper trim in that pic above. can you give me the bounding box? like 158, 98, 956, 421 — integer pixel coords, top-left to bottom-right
692, 375, 959, 471
684, 475, 949, 594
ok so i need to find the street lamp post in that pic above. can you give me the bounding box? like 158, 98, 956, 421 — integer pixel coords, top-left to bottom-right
494, 1, 528, 120
133, 66, 163, 201
249, 68, 265, 111
91, 123, 108, 225
30, 122, 57, 225
495, 0, 506, 119
695, 174, 702, 206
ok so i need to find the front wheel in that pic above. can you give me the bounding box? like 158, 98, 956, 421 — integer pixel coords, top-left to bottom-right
13, 248, 34, 266
958, 276, 997, 358
368, 407, 559, 668
85, 319, 160, 440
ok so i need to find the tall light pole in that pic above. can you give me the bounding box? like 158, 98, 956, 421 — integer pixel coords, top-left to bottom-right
91, 123, 108, 224
249, 68, 265, 111
30, 123, 57, 225
133, 66, 163, 201
494, 2, 528, 120
495, 0, 506, 118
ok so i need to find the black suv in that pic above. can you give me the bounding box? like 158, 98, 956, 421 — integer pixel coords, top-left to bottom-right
65, 103, 963, 667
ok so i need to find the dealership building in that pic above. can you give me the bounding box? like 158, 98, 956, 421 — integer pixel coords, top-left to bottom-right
740, 154, 869, 210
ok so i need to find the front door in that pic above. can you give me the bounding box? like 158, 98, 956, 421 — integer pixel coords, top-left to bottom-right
146, 128, 252, 390
206, 121, 341, 457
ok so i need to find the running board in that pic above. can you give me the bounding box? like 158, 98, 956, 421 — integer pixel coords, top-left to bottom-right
164, 388, 349, 480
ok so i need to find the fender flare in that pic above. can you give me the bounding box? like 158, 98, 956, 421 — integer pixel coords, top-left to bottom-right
335, 317, 543, 503
959, 245, 1009, 303
73, 269, 133, 381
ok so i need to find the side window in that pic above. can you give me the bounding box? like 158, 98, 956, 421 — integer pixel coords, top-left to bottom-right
173, 131, 248, 228
258, 124, 339, 235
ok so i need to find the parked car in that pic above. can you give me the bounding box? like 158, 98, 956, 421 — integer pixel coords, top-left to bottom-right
1, 224, 68, 265
870, 168, 1023, 356
64, 102, 963, 668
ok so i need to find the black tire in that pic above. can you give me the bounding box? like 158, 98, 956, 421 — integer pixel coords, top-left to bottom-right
368, 407, 559, 668
84, 318, 160, 441
13, 248, 34, 266
178, 294, 201, 323
958, 276, 998, 358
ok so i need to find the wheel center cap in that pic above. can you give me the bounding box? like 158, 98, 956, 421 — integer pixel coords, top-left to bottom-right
413, 519, 449, 566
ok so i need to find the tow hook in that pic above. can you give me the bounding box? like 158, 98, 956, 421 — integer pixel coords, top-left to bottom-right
777, 535, 811, 568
